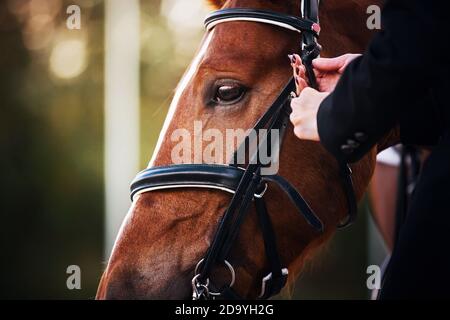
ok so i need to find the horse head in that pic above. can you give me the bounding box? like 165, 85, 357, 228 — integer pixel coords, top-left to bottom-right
97, 0, 391, 299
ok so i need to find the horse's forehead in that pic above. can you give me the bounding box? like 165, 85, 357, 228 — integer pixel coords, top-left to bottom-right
206, 22, 296, 61
210, 23, 267, 50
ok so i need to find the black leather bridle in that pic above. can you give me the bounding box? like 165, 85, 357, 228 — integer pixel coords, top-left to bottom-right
130, 0, 357, 300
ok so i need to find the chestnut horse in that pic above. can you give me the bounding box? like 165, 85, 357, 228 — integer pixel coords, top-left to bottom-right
97, 0, 392, 299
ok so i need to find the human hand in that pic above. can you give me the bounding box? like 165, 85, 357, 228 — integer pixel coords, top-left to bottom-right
290, 87, 328, 142
290, 53, 361, 93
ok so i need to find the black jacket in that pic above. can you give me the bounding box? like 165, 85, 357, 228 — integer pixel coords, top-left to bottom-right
317, 0, 450, 163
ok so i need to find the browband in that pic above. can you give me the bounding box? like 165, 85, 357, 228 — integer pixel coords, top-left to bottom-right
205, 8, 320, 35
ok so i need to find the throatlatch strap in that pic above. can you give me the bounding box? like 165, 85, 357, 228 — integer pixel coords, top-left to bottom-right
337, 163, 357, 228
255, 197, 288, 299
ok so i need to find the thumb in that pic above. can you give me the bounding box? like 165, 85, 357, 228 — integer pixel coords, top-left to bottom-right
312, 57, 345, 72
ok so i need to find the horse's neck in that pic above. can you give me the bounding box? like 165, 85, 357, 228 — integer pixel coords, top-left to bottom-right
319, 0, 384, 56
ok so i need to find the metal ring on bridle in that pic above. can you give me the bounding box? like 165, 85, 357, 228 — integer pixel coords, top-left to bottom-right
194, 258, 236, 294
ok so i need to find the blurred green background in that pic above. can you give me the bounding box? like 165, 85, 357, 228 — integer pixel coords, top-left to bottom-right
0, 0, 385, 299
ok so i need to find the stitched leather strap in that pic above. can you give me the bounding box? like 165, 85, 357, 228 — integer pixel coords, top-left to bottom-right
205, 8, 319, 35
130, 164, 244, 201
131, 164, 324, 231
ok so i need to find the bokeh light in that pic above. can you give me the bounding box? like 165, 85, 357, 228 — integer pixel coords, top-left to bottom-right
49, 39, 87, 79
160, 0, 210, 55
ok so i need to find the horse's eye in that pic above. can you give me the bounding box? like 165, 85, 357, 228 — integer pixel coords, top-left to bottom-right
214, 83, 246, 105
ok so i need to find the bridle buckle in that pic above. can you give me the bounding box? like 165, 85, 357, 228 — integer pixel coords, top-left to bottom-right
191, 274, 211, 300
258, 268, 289, 299
254, 182, 268, 199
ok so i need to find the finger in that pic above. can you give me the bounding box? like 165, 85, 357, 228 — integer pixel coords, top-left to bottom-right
289, 54, 306, 79
338, 53, 362, 73
295, 76, 308, 96
292, 64, 306, 82
289, 108, 299, 126
294, 126, 320, 142
290, 95, 305, 114
289, 54, 300, 67
289, 99, 302, 125
289, 54, 298, 67
313, 68, 322, 79
293, 126, 305, 140
312, 57, 345, 72
293, 54, 302, 68
290, 95, 302, 111
296, 65, 306, 79
290, 58, 297, 77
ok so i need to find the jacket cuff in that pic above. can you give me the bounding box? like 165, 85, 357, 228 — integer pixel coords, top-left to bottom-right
317, 94, 371, 164
317, 94, 345, 162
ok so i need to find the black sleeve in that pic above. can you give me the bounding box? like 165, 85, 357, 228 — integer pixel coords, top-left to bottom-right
316, 0, 446, 163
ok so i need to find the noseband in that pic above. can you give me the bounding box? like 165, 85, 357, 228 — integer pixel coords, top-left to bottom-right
130, 0, 357, 300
